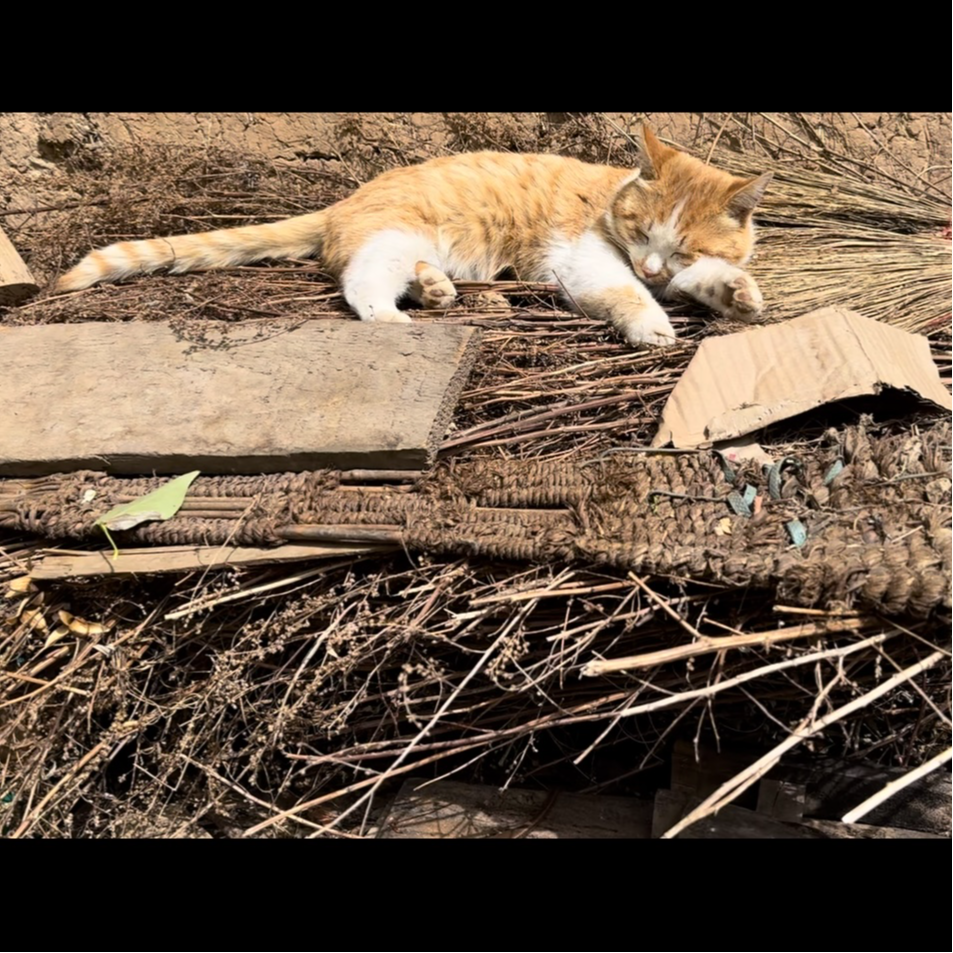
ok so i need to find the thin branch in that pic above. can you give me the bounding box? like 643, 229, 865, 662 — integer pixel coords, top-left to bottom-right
660, 648, 947, 839
705, 113, 734, 165
841, 746, 953, 824
584, 616, 871, 675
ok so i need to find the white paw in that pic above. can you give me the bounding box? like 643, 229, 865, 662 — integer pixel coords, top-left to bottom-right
722, 272, 764, 323
414, 261, 457, 310
370, 309, 413, 324
667, 259, 765, 324
618, 307, 677, 348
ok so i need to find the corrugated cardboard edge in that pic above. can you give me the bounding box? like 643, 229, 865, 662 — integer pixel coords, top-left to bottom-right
653, 308, 952, 449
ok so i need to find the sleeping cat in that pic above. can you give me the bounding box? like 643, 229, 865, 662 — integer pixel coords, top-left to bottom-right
55, 127, 771, 347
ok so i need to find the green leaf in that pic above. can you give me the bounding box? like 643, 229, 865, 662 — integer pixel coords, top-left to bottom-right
95, 471, 200, 559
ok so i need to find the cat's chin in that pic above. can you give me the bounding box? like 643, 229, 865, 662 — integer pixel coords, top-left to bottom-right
635, 273, 669, 292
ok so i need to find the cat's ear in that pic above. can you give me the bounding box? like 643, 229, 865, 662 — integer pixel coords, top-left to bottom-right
639, 126, 677, 178
726, 172, 773, 223
613, 169, 643, 193
605, 169, 647, 238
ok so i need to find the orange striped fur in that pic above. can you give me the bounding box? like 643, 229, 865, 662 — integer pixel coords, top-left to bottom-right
55, 128, 771, 347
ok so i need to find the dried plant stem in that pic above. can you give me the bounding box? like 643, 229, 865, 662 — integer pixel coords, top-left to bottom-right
471, 579, 629, 607
318, 605, 536, 838
245, 739, 495, 838
10, 739, 110, 838
841, 746, 952, 824
0, 669, 90, 697
246, 605, 535, 838
608, 630, 900, 719
627, 573, 705, 641
583, 616, 870, 675
705, 113, 734, 165
660, 648, 947, 839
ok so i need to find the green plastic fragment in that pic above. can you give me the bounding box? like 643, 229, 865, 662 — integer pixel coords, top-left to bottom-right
823, 460, 845, 485
786, 519, 808, 547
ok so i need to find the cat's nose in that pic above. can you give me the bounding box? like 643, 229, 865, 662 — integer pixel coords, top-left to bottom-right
641, 253, 663, 277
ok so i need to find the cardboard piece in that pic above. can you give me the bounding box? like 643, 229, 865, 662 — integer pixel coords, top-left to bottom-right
653, 308, 952, 449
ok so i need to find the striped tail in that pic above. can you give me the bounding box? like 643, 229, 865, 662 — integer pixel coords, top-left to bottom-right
54, 210, 329, 293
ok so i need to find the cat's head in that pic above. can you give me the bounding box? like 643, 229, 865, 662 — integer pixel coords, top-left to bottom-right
604, 127, 772, 289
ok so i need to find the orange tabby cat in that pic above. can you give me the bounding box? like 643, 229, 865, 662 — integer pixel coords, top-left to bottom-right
55, 128, 771, 347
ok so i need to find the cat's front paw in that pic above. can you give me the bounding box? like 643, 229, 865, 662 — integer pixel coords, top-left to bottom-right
722, 272, 764, 323
413, 262, 457, 310
370, 309, 413, 324
666, 259, 765, 324
618, 307, 677, 348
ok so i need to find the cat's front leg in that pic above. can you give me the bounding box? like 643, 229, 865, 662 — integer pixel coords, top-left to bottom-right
665, 257, 764, 323
546, 233, 677, 347
581, 286, 677, 347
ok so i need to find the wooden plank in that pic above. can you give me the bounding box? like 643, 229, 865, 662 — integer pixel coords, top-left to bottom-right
377, 779, 653, 839
0, 225, 39, 304
673, 739, 807, 819
652, 790, 945, 839
776, 759, 951, 836
796, 818, 945, 840
0, 321, 480, 476
652, 789, 825, 839
671, 739, 761, 800
29, 541, 389, 579
756, 778, 807, 822
668, 740, 950, 835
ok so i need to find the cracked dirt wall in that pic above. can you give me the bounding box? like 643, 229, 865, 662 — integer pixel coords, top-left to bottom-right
2, 112, 949, 191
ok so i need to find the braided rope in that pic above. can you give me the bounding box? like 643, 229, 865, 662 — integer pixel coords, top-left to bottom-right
3, 422, 948, 616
